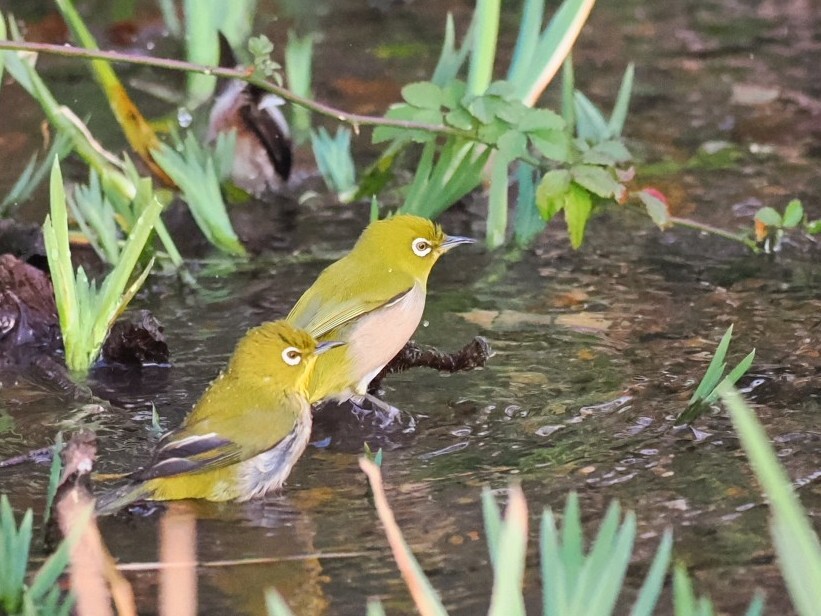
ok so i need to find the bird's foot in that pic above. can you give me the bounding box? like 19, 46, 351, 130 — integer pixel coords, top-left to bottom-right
350, 394, 416, 432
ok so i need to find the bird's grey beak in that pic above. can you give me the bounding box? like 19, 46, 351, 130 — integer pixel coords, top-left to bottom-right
441, 235, 476, 251
315, 340, 345, 355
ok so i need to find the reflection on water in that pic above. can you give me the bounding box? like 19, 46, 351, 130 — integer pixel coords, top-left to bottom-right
0, 0, 819, 614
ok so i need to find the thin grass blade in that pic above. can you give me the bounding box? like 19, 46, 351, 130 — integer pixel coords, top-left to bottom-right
519, 0, 597, 106
606, 63, 635, 137
481, 487, 503, 567
487, 485, 527, 616
704, 349, 755, 404
689, 325, 734, 404
721, 386, 821, 616
629, 529, 673, 616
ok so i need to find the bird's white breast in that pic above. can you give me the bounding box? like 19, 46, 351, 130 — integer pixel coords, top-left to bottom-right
348, 281, 426, 395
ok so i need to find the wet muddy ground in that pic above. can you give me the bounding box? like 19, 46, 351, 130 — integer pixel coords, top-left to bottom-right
0, 0, 819, 614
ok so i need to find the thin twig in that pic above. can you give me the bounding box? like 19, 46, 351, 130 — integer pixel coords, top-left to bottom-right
669, 215, 758, 250
0, 40, 465, 138
115, 551, 367, 571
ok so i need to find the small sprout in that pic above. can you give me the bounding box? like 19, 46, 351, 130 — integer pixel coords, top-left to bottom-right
248, 35, 282, 83
676, 324, 755, 426
363, 442, 383, 468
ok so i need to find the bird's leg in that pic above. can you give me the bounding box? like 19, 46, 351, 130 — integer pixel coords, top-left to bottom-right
350, 394, 414, 431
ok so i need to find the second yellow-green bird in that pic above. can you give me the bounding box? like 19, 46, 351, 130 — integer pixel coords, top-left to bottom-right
287, 214, 474, 405
96, 321, 341, 513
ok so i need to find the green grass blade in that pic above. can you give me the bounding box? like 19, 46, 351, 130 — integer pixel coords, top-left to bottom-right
467, 0, 501, 96
607, 62, 635, 137
721, 386, 821, 616
703, 349, 755, 404
488, 485, 527, 616
518, 0, 597, 106
93, 196, 162, 349
507, 0, 545, 89
366, 598, 387, 616
743, 593, 765, 616
432, 12, 472, 86
673, 564, 697, 616
574, 91, 610, 142
264, 589, 296, 616
513, 163, 546, 247
559, 492, 584, 595
541, 508, 568, 616
43, 160, 79, 347
481, 487, 503, 567
629, 529, 673, 616
486, 153, 510, 249
43, 432, 64, 526
585, 513, 636, 615
690, 325, 734, 405
561, 56, 576, 133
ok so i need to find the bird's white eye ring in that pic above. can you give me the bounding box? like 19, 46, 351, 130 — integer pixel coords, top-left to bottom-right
281, 347, 302, 366
412, 238, 432, 257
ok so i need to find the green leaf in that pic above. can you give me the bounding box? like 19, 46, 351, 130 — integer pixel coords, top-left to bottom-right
564, 183, 593, 249
535, 169, 571, 222
806, 219, 821, 235
530, 130, 571, 162
402, 81, 444, 109
445, 107, 476, 131
518, 107, 564, 132
782, 199, 804, 228
440, 80, 467, 109
638, 190, 672, 230
754, 206, 782, 227
571, 164, 622, 199
582, 140, 633, 165
468, 95, 507, 124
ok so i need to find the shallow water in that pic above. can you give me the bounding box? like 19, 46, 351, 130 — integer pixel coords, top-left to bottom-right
0, 0, 819, 614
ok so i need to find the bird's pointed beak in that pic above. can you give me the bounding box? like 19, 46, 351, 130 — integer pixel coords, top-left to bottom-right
440, 234, 476, 252
315, 340, 345, 355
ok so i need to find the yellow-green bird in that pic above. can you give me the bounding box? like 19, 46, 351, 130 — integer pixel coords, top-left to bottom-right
96, 321, 342, 514
287, 214, 474, 406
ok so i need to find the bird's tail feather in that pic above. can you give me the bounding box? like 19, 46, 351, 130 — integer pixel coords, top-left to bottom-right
95, 482, 149, 515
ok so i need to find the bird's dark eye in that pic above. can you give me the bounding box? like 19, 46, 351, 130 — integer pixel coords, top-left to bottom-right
412, 238, 432, 257
281, 346, 302, 366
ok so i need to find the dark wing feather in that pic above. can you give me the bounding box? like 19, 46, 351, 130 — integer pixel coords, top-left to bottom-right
240, 94, 292, 181
128, 431, 240, 481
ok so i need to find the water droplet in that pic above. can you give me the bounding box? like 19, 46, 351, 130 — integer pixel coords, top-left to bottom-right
177, 107, 193, 128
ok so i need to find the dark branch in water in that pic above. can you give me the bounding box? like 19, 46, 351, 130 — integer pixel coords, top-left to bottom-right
368, 337, 493, 394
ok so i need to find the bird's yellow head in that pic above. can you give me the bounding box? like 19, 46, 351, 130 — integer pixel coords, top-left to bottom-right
354, 215, 475, 281
226, 321, 342, 393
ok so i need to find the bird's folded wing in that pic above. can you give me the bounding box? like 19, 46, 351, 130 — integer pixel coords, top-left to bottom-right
128, 431, 247, 481
289, 280, 414, 338
129, 400, 293, 481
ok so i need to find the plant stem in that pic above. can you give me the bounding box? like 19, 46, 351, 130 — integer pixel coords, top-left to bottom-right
668, 215, 758, 250
0, 40, 467, 139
